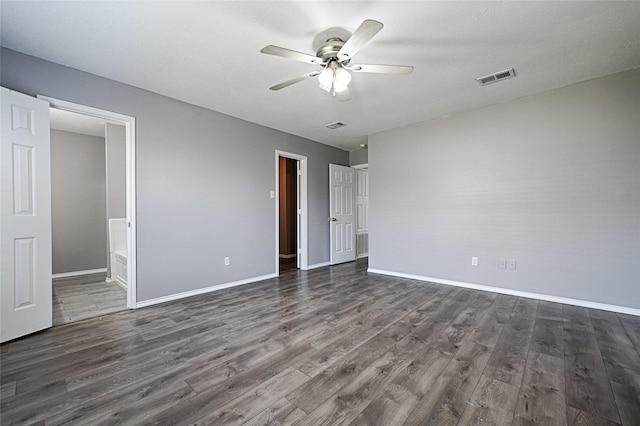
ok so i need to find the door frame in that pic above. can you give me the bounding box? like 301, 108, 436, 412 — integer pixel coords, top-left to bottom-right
38, 96, 138, 309
275, 150, 308, 272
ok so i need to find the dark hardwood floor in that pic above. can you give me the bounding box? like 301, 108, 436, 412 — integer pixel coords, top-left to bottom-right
279, 256, 298, 275
1, 259, 639, 425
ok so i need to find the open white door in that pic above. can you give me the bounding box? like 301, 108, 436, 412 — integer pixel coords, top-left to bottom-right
329, 164, 356, 265
1, 87, 52, 343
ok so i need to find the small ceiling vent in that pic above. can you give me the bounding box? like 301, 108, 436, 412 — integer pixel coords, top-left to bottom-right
477, 68, 516, 86
325, 121, 347, 130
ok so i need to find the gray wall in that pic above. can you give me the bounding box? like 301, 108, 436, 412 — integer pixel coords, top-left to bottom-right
105, 123, 126, 277
349, 148, 368, 166
51, 130, 107, 274
0, 48, 348, 302
369, 68, 640, 309
105, 123, 126, 219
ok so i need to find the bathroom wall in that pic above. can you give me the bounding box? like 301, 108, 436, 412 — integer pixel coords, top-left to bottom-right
105, 123, 126, 219
50, 130, 107, 274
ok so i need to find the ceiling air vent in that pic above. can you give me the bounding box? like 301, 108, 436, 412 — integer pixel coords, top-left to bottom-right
325, 121, 347, 130
477, 68, 516, 86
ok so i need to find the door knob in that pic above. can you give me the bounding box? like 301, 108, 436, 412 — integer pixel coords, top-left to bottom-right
328, 217, 337, 221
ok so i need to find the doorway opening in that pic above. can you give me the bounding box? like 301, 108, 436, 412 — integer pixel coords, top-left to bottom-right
39, 96, 137, 322
275, 150, 308, 274
278, 157, 298, 274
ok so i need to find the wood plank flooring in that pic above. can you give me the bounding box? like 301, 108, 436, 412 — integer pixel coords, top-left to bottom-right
1, 259, 639, 425
52, 273, 127, 325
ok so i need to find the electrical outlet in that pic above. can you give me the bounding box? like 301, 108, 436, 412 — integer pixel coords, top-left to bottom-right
508, 259, 517, 270
499, 259, 507, 269
224, 257, 230, 266
471, 257, 478, 266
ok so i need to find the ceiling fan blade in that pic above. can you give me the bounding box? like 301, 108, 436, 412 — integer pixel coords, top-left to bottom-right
348, 64, 414, 74
269, 72, 320, 91
260, 45, 322, 65
334, 87, 352, 102
337, 19, 384, 61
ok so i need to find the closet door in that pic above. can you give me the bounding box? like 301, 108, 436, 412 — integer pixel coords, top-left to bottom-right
329, 164, 356, 265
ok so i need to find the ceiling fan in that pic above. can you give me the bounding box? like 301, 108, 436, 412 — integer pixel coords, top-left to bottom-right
260, 19, 414, 102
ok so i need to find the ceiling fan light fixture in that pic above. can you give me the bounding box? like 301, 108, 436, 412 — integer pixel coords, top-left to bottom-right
261, 19, 412, 101
318, 66, 333, 92
333, 67, 351, 92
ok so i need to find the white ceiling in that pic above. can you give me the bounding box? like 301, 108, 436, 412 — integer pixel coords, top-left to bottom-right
50, 108, 106, 138
2, 1, 640, 151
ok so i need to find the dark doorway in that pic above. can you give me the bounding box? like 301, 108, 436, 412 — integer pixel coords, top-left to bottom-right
279, 156, 298, 274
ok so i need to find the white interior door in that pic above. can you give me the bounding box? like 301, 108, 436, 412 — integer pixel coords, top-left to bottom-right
329, 164, 356, 265
1, 87, 52, 343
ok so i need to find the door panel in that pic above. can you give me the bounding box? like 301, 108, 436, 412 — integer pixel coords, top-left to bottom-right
14, 237, 36, 308
1, 87, 52, 343
12, 144, 35, 215
329, 164, 356, 265
334, 186, 342, 214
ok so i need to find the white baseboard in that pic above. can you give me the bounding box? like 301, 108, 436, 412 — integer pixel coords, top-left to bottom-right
52, 268, 107, 279
367, 268, 640, 317
279, 254, 297, 259
305, 261, 330, 270
135, 273, 278, 308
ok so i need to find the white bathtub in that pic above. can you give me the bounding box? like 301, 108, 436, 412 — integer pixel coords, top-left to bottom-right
108, 218, 127, 288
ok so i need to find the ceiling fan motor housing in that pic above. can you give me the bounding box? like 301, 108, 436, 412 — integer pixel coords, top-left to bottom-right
316, 38, 348, 64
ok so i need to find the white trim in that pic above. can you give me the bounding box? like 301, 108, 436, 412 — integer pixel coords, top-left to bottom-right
275, 151, 308, 273
38, 95, 137, 310
305, 261, 330, 270
367, 269, 640, 317
52, 268, 107, 279
279, 254, 297, 259
135, 273, 278, 308
352, 163, 368, 170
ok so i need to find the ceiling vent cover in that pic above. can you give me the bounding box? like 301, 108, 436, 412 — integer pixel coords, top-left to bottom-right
325, 121, 347, 130
477, 68, 516, 86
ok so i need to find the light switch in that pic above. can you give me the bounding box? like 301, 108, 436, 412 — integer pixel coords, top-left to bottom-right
270, 190, 275, 199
